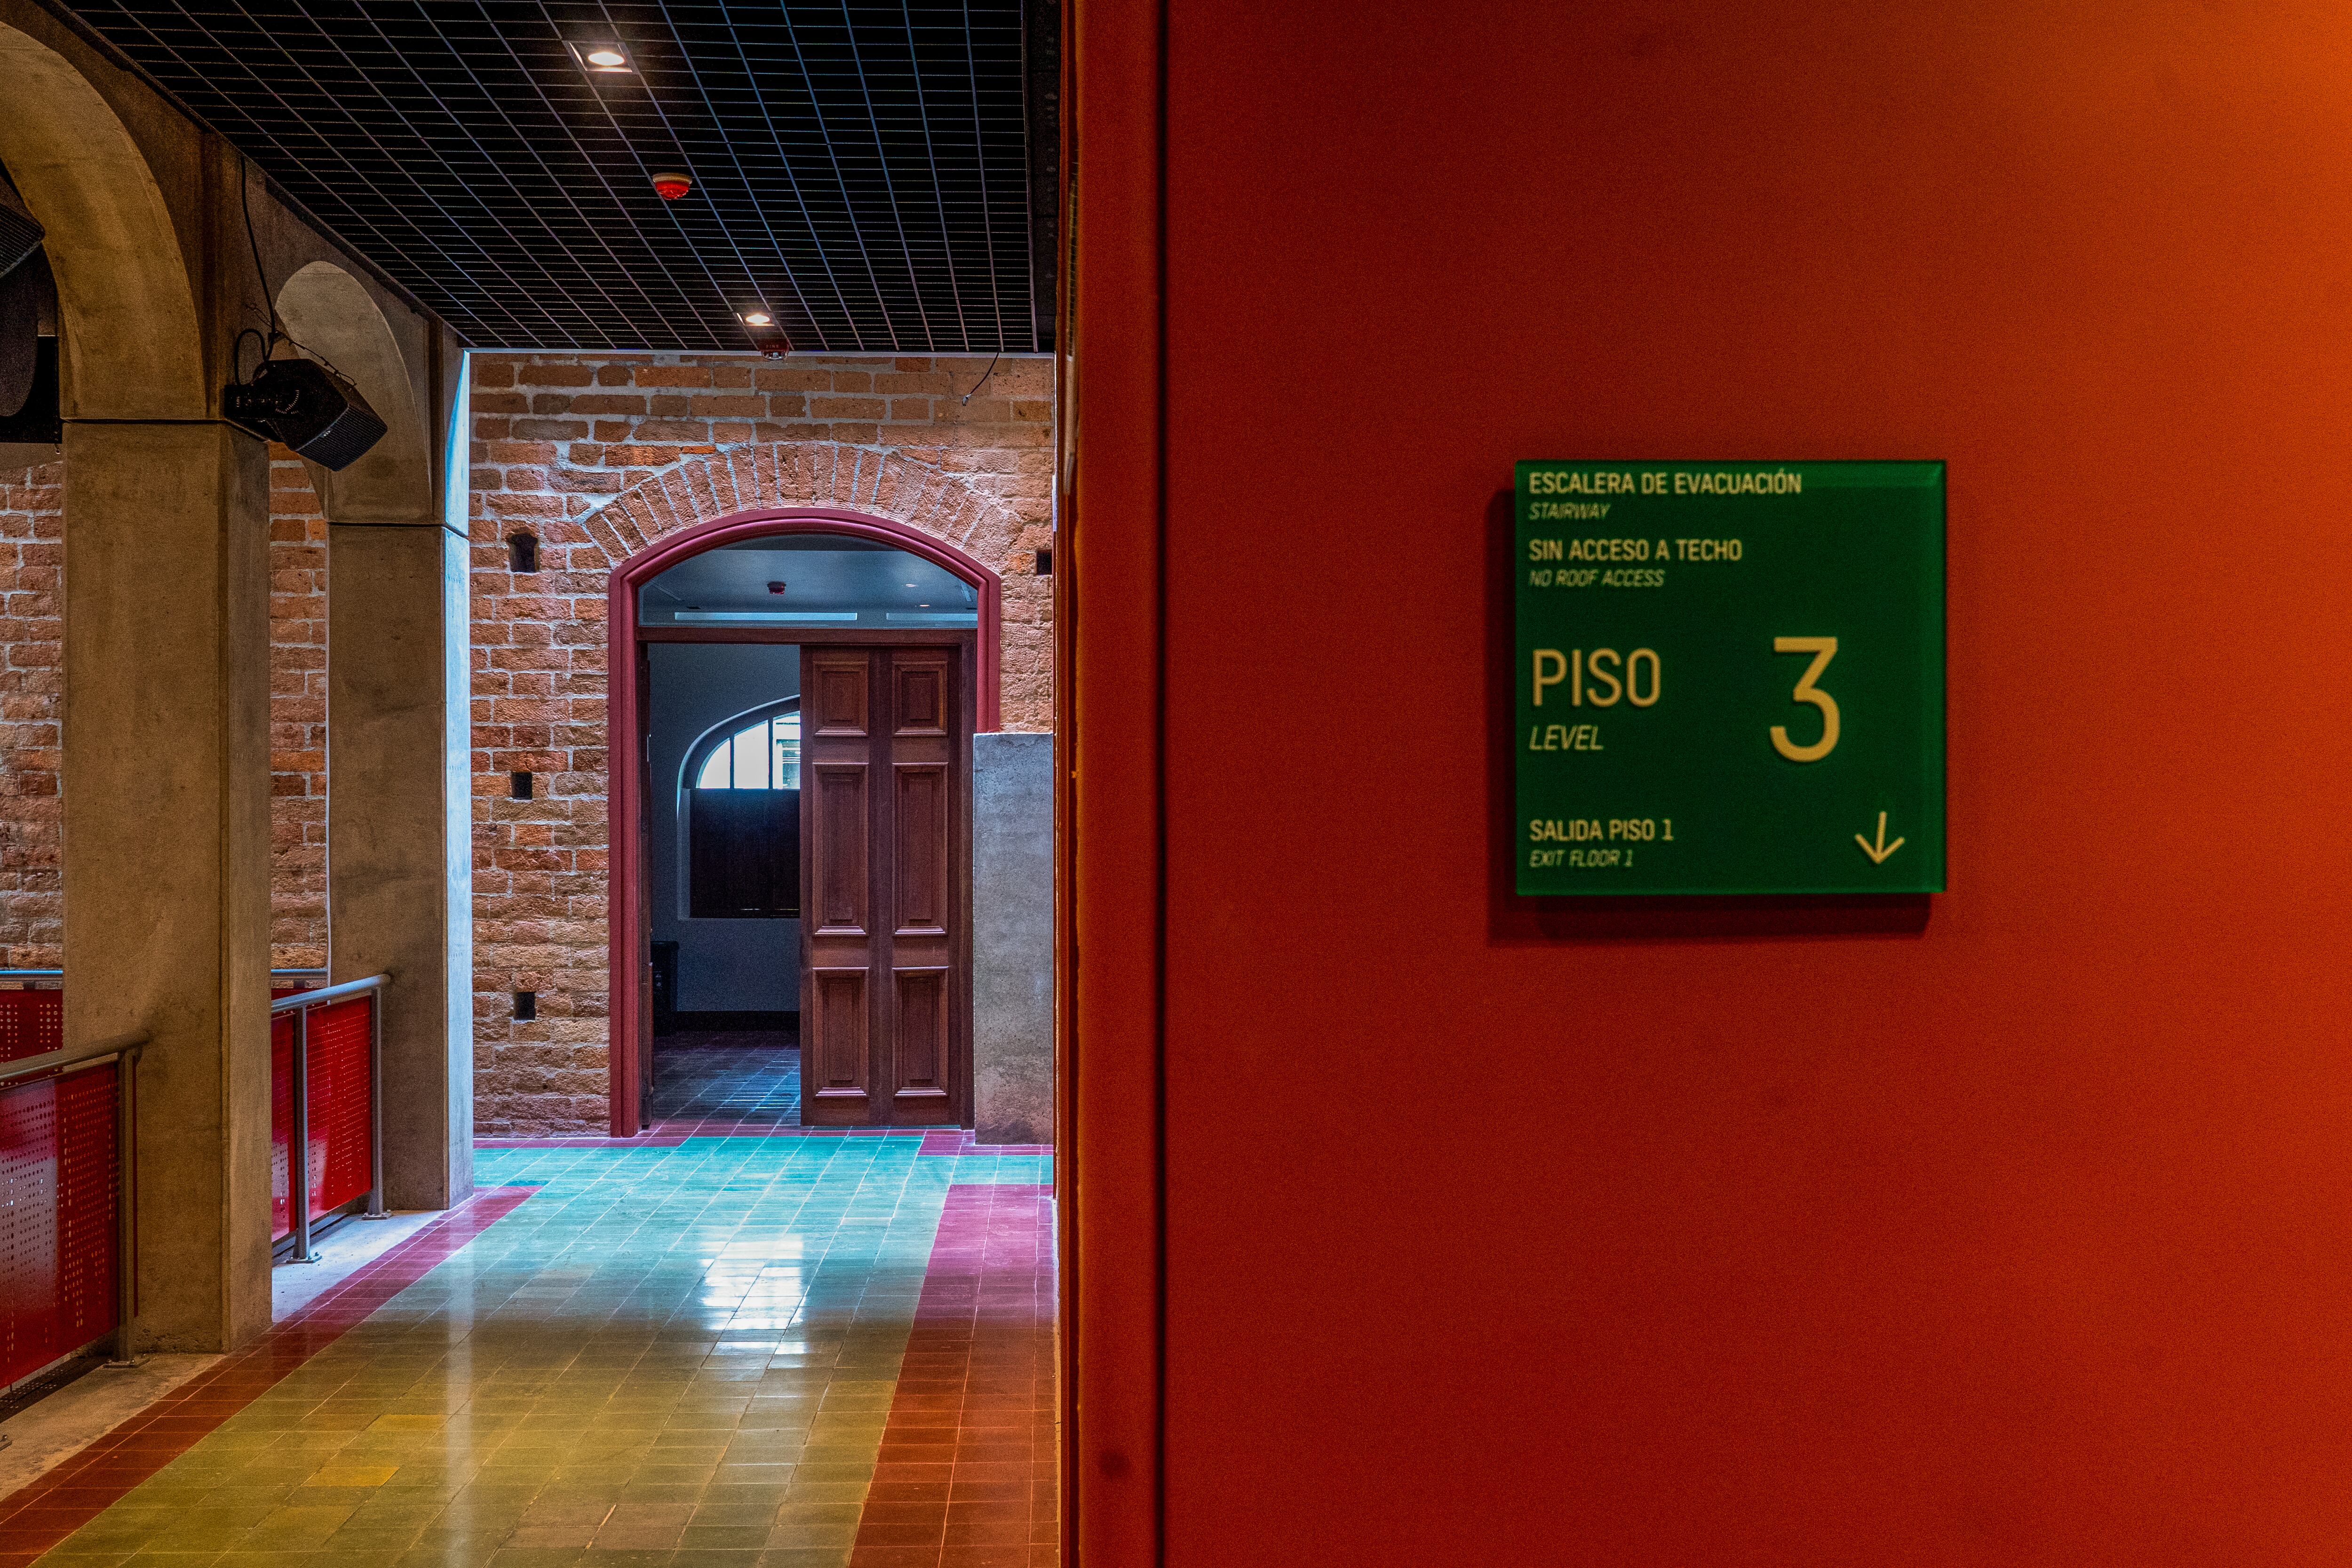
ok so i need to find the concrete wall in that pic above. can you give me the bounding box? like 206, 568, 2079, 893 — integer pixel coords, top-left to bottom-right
972, 732, 1051, 1145
646, 641, 800, 1015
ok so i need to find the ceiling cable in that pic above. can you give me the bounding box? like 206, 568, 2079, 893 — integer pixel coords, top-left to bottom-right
236, 156, 352, 382
960, 350, 999, 405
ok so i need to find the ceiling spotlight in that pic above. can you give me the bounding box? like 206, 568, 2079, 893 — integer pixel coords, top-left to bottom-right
738, 309, 791, 358
652, 170, 693, 201
568, 39, 634, 72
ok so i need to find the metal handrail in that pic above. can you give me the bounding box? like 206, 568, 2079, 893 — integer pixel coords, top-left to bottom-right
270, 972, 389, 1013
0, 969, 330, 980
275, 973, 392, 1261
0, 1029, 147, 1087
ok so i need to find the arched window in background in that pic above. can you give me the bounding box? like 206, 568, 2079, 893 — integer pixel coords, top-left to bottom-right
685, 703, 801, 918
695, 710, 801, 789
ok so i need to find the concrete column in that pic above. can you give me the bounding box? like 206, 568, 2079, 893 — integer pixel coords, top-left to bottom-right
973, 732, 1054, 1144
327, 521, 471, 1209
63, 421, 272, 1354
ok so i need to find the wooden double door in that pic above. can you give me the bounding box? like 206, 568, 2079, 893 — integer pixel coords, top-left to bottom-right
800, 645, 970, 1127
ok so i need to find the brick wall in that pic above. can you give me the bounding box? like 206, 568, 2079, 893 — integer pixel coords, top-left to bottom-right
0, 458, 60, 968
469, 351, 1053, 1135
268, 448, 328, 969
0, 451, 328, 972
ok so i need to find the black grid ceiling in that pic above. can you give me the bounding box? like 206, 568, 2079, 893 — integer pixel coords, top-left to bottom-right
58, 0, 1050, 352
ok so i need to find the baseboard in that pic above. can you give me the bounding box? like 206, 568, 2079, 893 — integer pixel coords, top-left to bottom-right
661, 1011, 798, 1034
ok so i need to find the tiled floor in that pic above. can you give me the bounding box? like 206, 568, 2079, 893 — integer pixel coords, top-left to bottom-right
0, 1136, 1056, 1568
650, 1041, 801, 1126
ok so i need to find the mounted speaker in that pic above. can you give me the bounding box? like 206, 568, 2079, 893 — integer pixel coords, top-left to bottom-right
222, 356, 386, 471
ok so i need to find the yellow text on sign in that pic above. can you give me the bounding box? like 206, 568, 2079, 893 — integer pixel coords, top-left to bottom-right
1532, 648, 1662, 708
1770, 637, 1839, 762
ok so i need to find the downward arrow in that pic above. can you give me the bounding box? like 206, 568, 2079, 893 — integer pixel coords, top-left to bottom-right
1855, 812, 1905, 865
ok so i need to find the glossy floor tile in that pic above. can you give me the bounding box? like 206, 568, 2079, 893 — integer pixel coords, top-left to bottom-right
2, 1137, 1055, 1568
650, 1044, 801, 1126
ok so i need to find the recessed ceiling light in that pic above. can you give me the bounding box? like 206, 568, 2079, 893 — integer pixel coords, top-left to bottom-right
567, 40, 634, 72
740, 311, 772, 326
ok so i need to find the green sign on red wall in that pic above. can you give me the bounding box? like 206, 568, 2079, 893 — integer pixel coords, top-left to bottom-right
1514, 461, 1944, 895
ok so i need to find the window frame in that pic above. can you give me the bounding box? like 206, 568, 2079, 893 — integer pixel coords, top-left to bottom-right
682, 698, 804, 793
678, 697, 804, 920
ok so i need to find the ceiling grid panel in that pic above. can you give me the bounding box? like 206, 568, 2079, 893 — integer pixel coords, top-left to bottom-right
58, 0, 1044, 351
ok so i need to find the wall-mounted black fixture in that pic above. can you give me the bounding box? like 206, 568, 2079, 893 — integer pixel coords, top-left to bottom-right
1034, 545, 1052, 575
508, 533, 539, 573
510, 770, 533, 800
513, 990, 537, 1021
222, 357, 387, 470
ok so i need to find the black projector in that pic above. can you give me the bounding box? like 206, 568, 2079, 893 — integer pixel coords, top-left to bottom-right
222, 356, 387, 471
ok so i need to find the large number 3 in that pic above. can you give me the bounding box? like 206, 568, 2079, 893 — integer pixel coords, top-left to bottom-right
1770, 637, 1840, 763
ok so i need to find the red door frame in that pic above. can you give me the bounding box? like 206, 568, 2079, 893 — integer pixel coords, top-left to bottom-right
604, 506, 1004, 1136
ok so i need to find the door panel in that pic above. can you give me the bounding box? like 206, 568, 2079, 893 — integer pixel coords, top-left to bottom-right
803, 648, 878, 1124
894, 764, 948, 934
892, 966, 950, 1104
800, 644, 968, 1127
808, 967, 871, 1107
812, 657, 870, 736
811, 765, 869, 932
896, 662, 946, 734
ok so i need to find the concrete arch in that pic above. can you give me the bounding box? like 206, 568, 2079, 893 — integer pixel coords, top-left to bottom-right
274, 260, 432, 522
0, 20, 203, 419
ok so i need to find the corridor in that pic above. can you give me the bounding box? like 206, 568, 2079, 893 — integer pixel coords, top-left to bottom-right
0, 1137, 1055, 1568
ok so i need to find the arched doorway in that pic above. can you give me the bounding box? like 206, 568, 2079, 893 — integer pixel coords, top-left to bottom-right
606, 507, 1003, 1134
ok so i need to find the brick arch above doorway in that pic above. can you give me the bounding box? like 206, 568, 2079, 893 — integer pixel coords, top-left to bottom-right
567, 442, 1049, 732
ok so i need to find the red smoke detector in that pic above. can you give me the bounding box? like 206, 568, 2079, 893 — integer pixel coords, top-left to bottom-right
651, 171, 693, 201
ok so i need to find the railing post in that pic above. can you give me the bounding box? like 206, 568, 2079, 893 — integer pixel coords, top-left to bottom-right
107, 1043, 140, 1367
362, 990, 386, 1219
288, 1004, 318, 1264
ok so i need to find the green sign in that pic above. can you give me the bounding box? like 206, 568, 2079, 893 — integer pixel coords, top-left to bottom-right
1515, 461, 1944, 895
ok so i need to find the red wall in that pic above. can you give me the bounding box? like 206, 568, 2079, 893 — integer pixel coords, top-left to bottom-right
1149, 2, 2352, 1560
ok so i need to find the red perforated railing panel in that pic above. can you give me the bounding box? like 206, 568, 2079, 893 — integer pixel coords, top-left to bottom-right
306, 998, 372, 1219
270, 1014, 294, 1242
0, 1080, 57, 1386
0, 993, 62, 1067
54, 1067, 116, 1350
